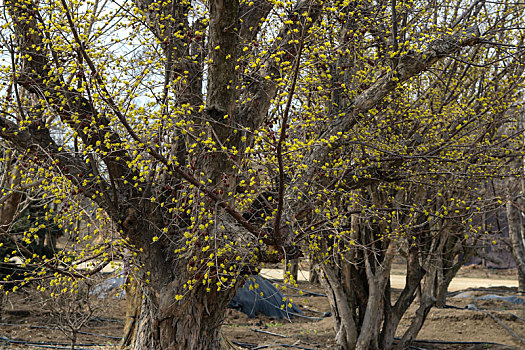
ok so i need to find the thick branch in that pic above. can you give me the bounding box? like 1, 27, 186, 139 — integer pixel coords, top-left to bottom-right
330, 26, 481, 137
7, 0, 135, 193
273, 39, 305, 245
207, 0, 240, 120
235, 0, 323, 135
301, 26, 482, 190
238, 0, 273, 43
0, 115, 115, 215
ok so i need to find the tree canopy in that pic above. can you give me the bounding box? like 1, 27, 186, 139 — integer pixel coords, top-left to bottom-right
0, 0, 524, 349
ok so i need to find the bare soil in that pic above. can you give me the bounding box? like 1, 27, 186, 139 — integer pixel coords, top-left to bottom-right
0, 265, 524, 349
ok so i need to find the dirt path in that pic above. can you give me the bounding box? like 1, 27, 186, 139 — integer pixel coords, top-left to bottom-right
390, 274, 519, 291
260, 269, 519, 291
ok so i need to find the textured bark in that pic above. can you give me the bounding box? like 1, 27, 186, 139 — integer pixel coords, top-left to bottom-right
507, 199, 525, 291
235, 0, 323, 136
203, 0, 241, 189
396, 294, 435, 350
435, 242, 475, 307
380, 246, 425, 350
320, 264, 358, 350
207, 0, 240, 119
131, 281, 238, 350
0, 175, 22, 227
121, 277, 141, 348
355, 240, 395, 350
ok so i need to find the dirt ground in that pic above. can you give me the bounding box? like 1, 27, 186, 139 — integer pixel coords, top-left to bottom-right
0, 265, 524, 349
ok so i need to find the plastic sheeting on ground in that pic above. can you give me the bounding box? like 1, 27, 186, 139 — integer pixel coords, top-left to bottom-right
91, 274, 303, 320
228, 275, 302, 319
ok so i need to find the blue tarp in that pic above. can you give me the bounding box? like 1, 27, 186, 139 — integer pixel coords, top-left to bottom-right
228, 275, 302, 319
92, 274, 303, 319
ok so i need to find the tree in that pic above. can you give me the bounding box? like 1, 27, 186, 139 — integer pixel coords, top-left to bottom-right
280, 1, 524, 349
0, 146, 30, 304
504, 101, 525, 292
0, 0, 524, 349
0, 144, 60, 287
40, 279, 97, 350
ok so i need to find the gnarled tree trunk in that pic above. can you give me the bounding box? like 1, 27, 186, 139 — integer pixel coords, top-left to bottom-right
504, 106, 525, 292
132, 283, 237, 350
320, 263, 358, 350
506, 196, 525, 292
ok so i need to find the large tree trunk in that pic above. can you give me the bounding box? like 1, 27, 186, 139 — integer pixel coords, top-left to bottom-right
309, 257, 320, 284
131, 281, 238, 350
121, 277, 141, 348
435, 242, 475, 307
396, 293, 435, 350
355, 240, 395, 350
506, 198, 525, 291
396, 261, 437, 350
380, 244, 425, 350
320, 263, 358, 350
118, 215, 244, 350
